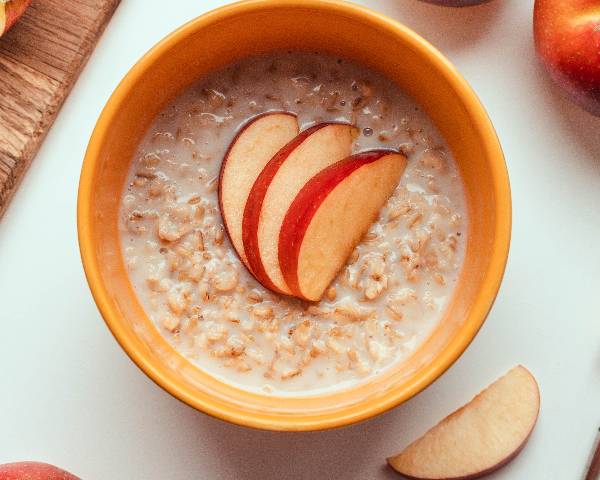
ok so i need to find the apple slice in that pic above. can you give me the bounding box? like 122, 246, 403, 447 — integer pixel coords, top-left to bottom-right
243, 122, 357, 294
219, 112, 298, 268
279, 150, 406, 301
387, 365, 540, 480
0, 0, 31, 36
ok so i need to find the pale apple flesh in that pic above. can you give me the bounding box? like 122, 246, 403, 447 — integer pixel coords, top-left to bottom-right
534, 0, 600, 115
0, 461, 80, 480
387, 365, 540, 480
242, 122, 356, 294
279, 150, 406, 301
219, 112, 298, 269
0, 0, 32, 36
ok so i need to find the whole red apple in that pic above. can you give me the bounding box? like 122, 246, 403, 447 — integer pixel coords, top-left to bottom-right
0, 462, 80, 480
0, 0, 32, 37
418, 0, 493, 6
534, 0, 600, 116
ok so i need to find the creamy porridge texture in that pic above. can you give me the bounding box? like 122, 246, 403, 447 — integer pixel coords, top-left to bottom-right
119, 52, 467, 395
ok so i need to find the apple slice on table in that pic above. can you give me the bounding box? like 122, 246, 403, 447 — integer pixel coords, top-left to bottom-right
219, 112, 299, 268
242, 122, 357, 294
279, 150, 406, 301
0, 462, 80, 479
388, 365, 540, 480
0, 0, 31, 36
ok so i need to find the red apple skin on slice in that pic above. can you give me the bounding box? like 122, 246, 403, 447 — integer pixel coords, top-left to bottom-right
387, 365, 541, 480
219, 112, 298, 269
242, 122, 357, 294
279, 150, 406, 301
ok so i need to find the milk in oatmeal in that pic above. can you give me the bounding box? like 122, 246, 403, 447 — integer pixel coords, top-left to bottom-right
119, 52, 467, 395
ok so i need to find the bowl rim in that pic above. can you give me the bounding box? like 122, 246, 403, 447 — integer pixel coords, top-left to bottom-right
77, 0, 511, 431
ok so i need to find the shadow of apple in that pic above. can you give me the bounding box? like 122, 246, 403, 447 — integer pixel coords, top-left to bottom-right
352, 0, 507, 52
419, 0, 495, 6
540, 72, 600, 164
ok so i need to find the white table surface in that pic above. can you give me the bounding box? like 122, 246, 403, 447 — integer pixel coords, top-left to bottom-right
1, 0, 599, 478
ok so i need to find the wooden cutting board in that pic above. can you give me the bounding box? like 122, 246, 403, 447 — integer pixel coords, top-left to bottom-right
0, 0, 121, 218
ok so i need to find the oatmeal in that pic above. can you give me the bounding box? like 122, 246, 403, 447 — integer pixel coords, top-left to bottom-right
119, 52, 467, 395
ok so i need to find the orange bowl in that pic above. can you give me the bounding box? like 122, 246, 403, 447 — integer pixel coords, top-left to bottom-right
78, 0, 510, 431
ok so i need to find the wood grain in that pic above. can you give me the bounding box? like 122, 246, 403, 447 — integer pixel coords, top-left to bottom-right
0, 0, 121, 218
